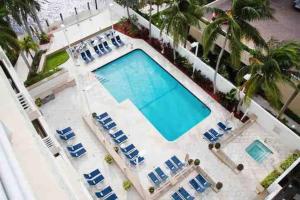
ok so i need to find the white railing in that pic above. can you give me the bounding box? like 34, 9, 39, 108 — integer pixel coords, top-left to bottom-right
123, 5, 300, 149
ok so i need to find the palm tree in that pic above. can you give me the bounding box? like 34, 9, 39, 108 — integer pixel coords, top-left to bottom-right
19, 35, 38, 59
118, 0, 139, 21
237, 41, 300, 114
154, 0, 165, 14
202, 0, 274, 94
160, 0, 205, 60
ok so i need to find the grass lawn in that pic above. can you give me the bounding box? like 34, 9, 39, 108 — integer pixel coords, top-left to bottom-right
25, 50, 69, 87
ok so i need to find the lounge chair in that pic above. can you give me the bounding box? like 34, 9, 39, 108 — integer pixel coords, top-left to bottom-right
59, 131, 75, 141
125, 149, 139, 160
67, 143, 84, 152
80, 52, 89, 63
85, 50, 94, 61
115, 35, 124, 46
129, 156, 145, 166
93, 46, 102, 56
148, 172, 160, 186
195, 174, 210, 188
56, 127, 72, 135
95, 186, 113, 198
103, 41, 112, 52
113, 134, 128, 144
203, 132, 218, 142
172, 192, 184, 200
98, 43, 107, 53
99, 117, 113, 125
109, 130, 125, 139
165, 160, 178, 174
69, 148, 86, 158
103, 122, 117, 130
178, 187, 195, 200
86, 174, 104, 186
189, 179, 205, 193
120, 144, 135, 154
171, 156, 184, 169
84, 169, 101, 179
97, 112, 109, 120
155, 167, 168, 181
209, 128, 223, 138
111, 38, 119, 48
104, 193, 118, 200
217, 122, 232, 132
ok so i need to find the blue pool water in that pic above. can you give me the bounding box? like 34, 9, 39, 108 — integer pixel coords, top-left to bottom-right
94, 49, 211, 141
246, 140, 272, 163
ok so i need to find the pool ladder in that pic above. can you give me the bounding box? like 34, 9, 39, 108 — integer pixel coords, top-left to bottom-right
96, 75, 107, 83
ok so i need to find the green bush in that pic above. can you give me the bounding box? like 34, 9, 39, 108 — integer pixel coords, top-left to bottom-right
280, 152, 300, 171
104, 154, 114, 164
35, 98, 42, 107
260, 170, 281, 188
148, 186, 155, 194
122, 180, 132, 191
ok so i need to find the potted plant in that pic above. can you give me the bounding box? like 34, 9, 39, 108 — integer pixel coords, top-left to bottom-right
188, 159, 194, 165
123, 180, 132, 191
148, 186, 155, 194
216, 182, 223, 190
114, 146, 119, 153
237, 164, 244, 171
35, 98, 42, 107
194, 159, 200, 166
92, 112, 97, 118
214, 142, 221, 149
104, 154, 114, 164
208, 143, 214, 150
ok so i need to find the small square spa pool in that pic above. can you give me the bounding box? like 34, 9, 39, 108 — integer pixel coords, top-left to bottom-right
246, 140, 272, 163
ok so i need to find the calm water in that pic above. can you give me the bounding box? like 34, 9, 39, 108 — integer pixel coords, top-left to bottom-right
246, 140, 272, 163
94, 49, 211, 141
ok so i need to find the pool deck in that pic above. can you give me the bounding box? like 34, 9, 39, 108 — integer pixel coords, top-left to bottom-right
40, 29, 294, 200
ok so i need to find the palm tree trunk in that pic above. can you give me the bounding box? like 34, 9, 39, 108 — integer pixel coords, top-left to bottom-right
126, 6, 130, 19
149, 1, 153, 38
277, 86, 299, 119
173, 46, 176, 62
157, 5, 159, 14
184, 26, 190, 48
28, 51, 34, 59
20, 51, 33, 73
32, 7, 44, 33
21, 11, 33, 39
213, 30, 229, 94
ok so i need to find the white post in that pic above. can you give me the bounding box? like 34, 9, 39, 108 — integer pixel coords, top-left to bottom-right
109, 3, 114, 30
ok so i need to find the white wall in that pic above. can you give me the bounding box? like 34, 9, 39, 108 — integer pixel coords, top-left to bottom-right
125, 6, 300, 149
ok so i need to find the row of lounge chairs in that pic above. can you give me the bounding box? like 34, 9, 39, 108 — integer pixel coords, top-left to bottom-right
203, 121, 232, 143
148, 155, 184, 187
94, 112, 145, 166
83, 169, 118, 199
80, 50, 95, 64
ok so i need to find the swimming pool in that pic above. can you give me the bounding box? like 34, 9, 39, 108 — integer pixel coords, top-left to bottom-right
246, 140, 272, 163
94, 49, 211, 141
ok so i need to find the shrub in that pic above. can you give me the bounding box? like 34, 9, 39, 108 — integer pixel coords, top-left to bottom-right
214, 143, 221, 149
104, 154, 114, 164
216, 182, 223, 190
260, 170, 281, 188
148, 186, 155, 194
35, 98, 42, 107
280, 152, 300, 171
194, 159, 200, 166
123, 180, 132, 191
39, 33, 50, 45
188, 159, 194, 165
236, 164, 244, 171
208, 143, 214, 150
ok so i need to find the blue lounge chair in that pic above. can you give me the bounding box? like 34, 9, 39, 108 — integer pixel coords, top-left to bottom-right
85, 50, 94, 61
99, 117, 112, 125
203, 132, 218, 142
125, 149, 139, 160
165, 160, 178, 173
172, 192, 184, 200
87, 174, 104, 186
109, 130, 124, 139
93, 46, 102, 56
80, 52, 89, 63
195, 174, 210, 188
95, 186, 113, 198
113, 134, 128, 144
69, 148, 86, 157
209, 128, 223, 138
130, 156, 145, 166
171, 156, 184, 169
103, 122, 116, 130
148, 172, 160, 186
115, 35, 124, 46
67, 143, 84, 152
178, 187, 195, 200
103, 41, 112, 51
97, 112, 109, 120
111, 38, 119, 47
59, 131, 75, 141
121, 144, 135, 154
84, 169, 101, 179
217, 122, 232, 132
189, 179, 205, 193
105, 193, 118, 200
56, 127, 72, 135
98, 43, 107, 53
155, 167, 168, 181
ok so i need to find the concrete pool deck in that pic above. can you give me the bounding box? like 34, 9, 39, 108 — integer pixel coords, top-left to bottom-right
40, 30, 294, 200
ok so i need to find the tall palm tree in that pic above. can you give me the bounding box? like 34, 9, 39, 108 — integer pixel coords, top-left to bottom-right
237, 41, 300, 114
19, 35, 38, 59
160, 0, 205, 60
202, 0, 274, 94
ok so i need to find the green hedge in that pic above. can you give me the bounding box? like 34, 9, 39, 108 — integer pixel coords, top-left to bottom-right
261, 170, 281, 188
280, 152, 300, 171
